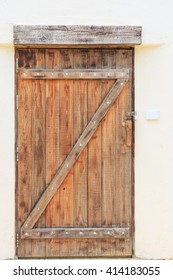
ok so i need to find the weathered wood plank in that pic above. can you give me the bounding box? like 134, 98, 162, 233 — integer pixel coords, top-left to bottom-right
21, 78, 128, 231
73, 49, 88, 256
14, 25, 142, 45
101, 50, 116, 227
87, 50, 102, 256
17, 49, 35, 257
45, 49, 61, 257
101, 49, 117, 256
114, 49, 133, 256
31, 49, 46, 257
21, 227, 129, 239
20, 68, 129, 80
58, 49, 75, 256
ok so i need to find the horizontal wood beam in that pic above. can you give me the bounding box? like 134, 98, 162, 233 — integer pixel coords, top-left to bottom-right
20, 68, 129, 80
14, 25, 142, 45
21, 78, 128, 230
21, 227, 129, 239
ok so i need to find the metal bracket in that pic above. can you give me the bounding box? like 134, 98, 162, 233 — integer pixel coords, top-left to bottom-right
126, 111, 137, 121
16, 146, 19, 162
16, 232, 19, 248
16, 95, 18, 110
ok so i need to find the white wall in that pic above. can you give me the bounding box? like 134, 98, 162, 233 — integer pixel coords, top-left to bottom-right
135, 44, 173, 259
0, 0, 173, 259
0, 45, 15, 259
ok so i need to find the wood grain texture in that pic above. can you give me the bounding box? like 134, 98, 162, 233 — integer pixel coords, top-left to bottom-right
14, 25, 142, 45
114, 49, 133, 256
21, 78, 127, 231
31, 49, 46, 257
21, 227, 129, 239
101, 50, 116, 226
59, 49, 75, 256
20, 68, 129, 80
73, 49, 88, 256
101, 49, 117, 256
17, 48, 133, 258
17, 49, 33, 257
87, 50, 102, 256
45, 49, 61, 257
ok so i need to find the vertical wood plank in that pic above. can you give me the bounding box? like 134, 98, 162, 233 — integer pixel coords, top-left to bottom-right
101, 49, 117, 256
45, 49, 61, 257
17, 49, 34, 257
31, 49, 46, 257
87, 49, 102, 256
58, 49, 75, 256
114, 49, 133, 255
73, 49, 88, 256
101, 49, 116, 225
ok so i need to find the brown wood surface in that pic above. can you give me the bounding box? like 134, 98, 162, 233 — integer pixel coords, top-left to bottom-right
14, 25, 142, 45
21, 227, 129, 239
101, 49, 117, 256
73, 49, 88, 256
31, 49, 46, 257
45, 49, 61, 256
20, 68, 129, 80
114, 49, 133, 256
58, 49, 74, 256
17, 49, 33, 257
21, 78, 128, 231
17, 48, 133, 258
87, 50, 102, 256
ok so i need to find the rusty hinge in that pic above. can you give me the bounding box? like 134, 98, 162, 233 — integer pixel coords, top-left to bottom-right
126, 111, 137, 121
16, 58, 19, 73
16, 232, 19, 248
16, 146, 19, 162
16, 95, 18, 110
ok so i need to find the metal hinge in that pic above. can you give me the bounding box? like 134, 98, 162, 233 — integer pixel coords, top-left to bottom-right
126, 111, 137, 121
16, 232, 19, 248
16, 95, 18, 110
16, 58, 19, 73
16, 146, 19, 162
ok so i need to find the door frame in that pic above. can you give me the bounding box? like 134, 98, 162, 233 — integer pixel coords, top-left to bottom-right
14, 25, 142, 258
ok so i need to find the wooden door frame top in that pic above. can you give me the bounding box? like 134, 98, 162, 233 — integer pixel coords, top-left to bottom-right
13, 25, 142, 46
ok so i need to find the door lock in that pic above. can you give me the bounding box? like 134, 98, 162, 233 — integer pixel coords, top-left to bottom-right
126, 111, 137, 121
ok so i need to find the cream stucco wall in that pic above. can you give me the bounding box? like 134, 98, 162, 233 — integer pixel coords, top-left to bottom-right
0, 0, 173, 259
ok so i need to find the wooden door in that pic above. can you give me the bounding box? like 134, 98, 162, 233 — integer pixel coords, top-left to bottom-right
16, 48, 134, 258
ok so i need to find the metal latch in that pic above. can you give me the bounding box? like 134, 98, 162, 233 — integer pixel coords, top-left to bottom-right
16, 95, 19, 110
16, 232, 19, 248
16, 58, 19, 73
16, 146, 19, 162
126, 111, 137, 121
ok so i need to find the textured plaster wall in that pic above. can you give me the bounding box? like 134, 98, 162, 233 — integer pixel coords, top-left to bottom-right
0, 0, 173, 259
